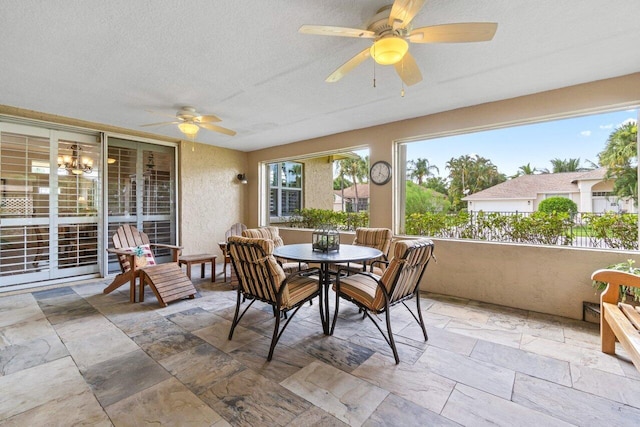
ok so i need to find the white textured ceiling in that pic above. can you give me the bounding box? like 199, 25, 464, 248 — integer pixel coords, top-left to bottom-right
1, 0, 640, 152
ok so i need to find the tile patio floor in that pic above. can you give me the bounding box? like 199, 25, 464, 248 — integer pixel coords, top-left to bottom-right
1, 266, 640, 426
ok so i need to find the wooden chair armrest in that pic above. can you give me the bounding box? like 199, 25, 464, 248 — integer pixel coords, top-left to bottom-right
150, 243, 183, 250
592, 269, 640, 304
106, 248, 136, 256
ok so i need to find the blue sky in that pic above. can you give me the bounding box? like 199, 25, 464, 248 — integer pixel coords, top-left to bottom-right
406, 108, 638, 178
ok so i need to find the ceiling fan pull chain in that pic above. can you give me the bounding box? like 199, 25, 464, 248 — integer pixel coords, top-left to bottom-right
401, 58, 405, 97
372, 43, 377, 88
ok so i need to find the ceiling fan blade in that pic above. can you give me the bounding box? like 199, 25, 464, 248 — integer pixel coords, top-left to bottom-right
196, 114, 221, 123
409, 22, 498, 43
394, 52, 422, 86
140, 121, 179, 127
326, 47, 371, 83
298, 25, 375, 38
388, 0, 426, 28
199, 122, 237, 136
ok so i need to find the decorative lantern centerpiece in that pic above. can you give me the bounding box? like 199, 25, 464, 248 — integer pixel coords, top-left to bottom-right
312, 224, 340, 252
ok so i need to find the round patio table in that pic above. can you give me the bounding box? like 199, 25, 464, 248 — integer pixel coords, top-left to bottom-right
273, 243, 383, 335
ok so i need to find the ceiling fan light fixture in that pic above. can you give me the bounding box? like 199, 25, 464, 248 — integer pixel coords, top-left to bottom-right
370, 36, 408, 65
178, 122, 199, 138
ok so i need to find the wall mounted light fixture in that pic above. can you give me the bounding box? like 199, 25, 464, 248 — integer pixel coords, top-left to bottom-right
237, 173, 248, 184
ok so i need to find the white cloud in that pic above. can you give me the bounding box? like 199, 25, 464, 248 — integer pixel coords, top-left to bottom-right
580, 130, 592, 137
599, 124, 613, 130
621, 118, 637, 126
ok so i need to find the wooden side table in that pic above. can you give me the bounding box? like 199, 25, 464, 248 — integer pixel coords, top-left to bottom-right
178, 254, 217, 283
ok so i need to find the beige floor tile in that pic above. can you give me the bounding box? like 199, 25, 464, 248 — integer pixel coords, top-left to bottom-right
512, 372, 640, 426
0, 316, 56, 348
570, 363, 640, 408
0, 303, 45, 328
1, 389, 111, 426
0, 356, 89, 419
418, 346, 516, 399
352, 352, 455, 414
282, 360, 389, 426
0, 333, 69, 375
193, 319, 263, 353
445, 318, 523, 348
442, 383, 574, 427
471, 339, 572, 386
520, 334, 625, 375
106, 377, 225, 426
201, 368, 310, 426
57, 322, 140, 370
160, 343, 245, 395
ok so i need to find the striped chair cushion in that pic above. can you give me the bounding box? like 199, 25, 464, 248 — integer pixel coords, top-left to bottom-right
281, 275, 319, 309
227, 235, 315, 307
242, 227, 285, 247
336, 238, 434, 312
243, 227, 308, 272
331, 228, 392, 274
333, 273, 381, 311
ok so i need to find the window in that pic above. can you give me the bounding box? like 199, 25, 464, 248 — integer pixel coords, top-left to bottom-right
264, 150, 370, 229
269, 161, 302, 220
397, 108, 639, 250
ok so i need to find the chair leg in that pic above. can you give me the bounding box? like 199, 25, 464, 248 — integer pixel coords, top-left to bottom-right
228, 289, 243, 340
385, 307, 400, 364
268, 306, 282, 361
415, 292, 428, 341
330, 288, 340, 335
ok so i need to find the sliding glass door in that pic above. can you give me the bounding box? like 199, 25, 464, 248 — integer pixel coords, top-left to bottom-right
0, 122, 100, 288
106, 138, 177, 273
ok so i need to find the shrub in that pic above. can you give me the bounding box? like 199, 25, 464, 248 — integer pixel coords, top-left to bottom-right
538, 197, 577, 215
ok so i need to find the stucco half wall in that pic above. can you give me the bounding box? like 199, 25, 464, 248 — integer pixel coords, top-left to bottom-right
278, 227, 636, 320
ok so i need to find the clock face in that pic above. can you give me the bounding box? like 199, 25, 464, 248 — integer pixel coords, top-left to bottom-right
370, 161, 392, 185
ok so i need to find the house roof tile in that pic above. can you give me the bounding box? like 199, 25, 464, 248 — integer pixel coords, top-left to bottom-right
463, 168, 607, 200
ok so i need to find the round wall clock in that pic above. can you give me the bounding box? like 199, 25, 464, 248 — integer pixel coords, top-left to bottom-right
370, 160, 392, 185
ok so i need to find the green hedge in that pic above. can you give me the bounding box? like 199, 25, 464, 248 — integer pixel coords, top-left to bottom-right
280, 208, 638, 250
283, 208, 369, 231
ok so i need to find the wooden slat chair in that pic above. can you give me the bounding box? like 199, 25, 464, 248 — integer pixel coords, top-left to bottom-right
331, 227, 393, 276
331, 238, 435, 364
227, 235, 320, 361
242, 226, 309, 274
104, 225, 197, 307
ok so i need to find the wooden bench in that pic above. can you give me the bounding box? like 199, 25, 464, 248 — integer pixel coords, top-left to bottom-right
591, 269, 640, 372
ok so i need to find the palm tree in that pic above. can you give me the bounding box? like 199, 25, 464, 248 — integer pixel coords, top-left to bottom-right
598, 121, 638, 202
548, 158, 590, 173
408, 158, 439, 185
515, 163, 539, 177
445, 154, 506, 209
338, 156, 368, 212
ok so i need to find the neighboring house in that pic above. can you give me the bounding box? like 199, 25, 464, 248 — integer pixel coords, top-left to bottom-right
462, 168, 636, 213
333, 183, 370, 212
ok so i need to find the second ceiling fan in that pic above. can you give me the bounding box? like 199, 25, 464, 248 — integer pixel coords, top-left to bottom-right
299, 0, 498, 86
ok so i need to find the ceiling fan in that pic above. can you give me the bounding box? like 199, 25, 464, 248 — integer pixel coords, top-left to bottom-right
299, 0, 497, 86
141, 106, 236, 138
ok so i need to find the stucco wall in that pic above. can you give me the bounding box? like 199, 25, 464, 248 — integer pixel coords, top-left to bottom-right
251, 73, 640, 320
179, 141, 247, 258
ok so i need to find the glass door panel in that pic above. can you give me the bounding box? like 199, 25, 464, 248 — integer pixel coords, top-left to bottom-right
106, 138, 176, 273
0, 124, 100, 288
